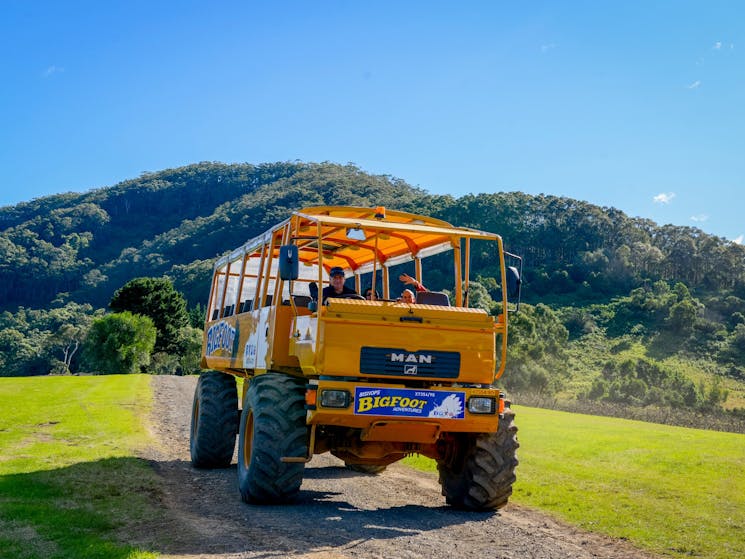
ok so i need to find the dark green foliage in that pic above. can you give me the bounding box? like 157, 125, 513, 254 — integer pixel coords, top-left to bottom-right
169, 259, 214, 308
1, 161, 745, 418
437, 192, 745, 301
0, 303, 100, 376
109, 277, 188, 353
729, 311, 745, 328
588, 358, 699, 407
719, 324, 745, 365
3, 162, 744, 314
466, 282, 496, 312
82, 312, 156, 374
177, 326, 205, 374
78, 162, 430, 308
502, 303, 569, 394
563, 281, 742, 414
0, 162, 741, 320
0, 326, 41, 377
560, 307, 599, 339
147, 326, 204, 376
187, 302, 208, 329
666, 299, 698, 336
583, 355, 731, 412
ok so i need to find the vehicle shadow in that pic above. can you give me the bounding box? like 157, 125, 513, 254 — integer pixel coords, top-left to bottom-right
0, 455, 501, 557
144, 457, 500, 556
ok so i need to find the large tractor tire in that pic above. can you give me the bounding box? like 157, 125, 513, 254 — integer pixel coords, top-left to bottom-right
237, 373, 308, 504
190, 371, 239, 468
437, 408, 519, 511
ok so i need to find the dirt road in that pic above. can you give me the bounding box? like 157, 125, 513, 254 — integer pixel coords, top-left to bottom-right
137, 375, 660, 559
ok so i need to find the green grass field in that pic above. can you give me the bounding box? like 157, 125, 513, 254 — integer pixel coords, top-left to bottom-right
0, 375, 159, 559
515, 406, 745, 558
2, 375, 744, 559
406, 405, 745, 559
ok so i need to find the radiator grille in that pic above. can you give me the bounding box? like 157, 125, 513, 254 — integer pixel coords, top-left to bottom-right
359, 347, 460, 378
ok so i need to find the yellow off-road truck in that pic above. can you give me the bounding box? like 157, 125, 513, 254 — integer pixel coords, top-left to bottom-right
190, 206, 522, 510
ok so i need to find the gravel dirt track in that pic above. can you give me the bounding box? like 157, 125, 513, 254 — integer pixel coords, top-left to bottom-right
136, 375, 662, 559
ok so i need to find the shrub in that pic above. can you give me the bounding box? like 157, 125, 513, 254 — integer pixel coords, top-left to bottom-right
82, 312, 156, 374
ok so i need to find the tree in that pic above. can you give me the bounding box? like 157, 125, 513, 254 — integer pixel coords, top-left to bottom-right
719, 323, 745, 366
0, 328, 39, 377
665, 300, 698, 337
49, 324, 83, 374
502, 303, 569, 394
82, 312, 156, 375
45, 302, 99, 374
187, 302, 208, 329
177, 325, 204, 374
109, 277, 189, 353
465, 281, 495, 312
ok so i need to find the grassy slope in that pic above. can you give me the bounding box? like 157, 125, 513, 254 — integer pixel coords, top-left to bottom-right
405, 405, 745, 559
0, 375, 159, 559
559, 332, 745, 411
664, 356, 745, 409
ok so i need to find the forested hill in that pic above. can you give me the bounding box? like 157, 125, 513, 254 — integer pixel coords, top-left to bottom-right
2, 161, 743, 313
3, 161, 745, 420
0, 162, 427, 308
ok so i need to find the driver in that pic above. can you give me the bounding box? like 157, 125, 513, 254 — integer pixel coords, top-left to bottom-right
322, 266, 357, 302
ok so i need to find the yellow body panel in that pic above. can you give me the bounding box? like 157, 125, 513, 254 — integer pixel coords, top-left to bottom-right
316, 299, 497, 384
203, 298, 500, 386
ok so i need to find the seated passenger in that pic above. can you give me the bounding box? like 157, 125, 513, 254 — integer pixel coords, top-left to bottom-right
399, 289, 416, 304
399, 273, 427, 293
322, 266, 357, 302
363, 287, 380, 300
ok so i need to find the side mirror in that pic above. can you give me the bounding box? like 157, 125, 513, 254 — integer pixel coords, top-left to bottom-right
279, 245, 299, 280
507, 266, 521, 299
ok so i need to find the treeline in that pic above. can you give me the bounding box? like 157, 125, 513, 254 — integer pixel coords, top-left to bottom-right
436, 193, 745, 298
3, 162, 744, 314
0, 278, 203, 377
0, 162, 306, 308
1, 161, 744, 422
0, 162, 427, 309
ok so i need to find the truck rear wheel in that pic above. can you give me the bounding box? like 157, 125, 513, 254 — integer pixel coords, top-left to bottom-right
237, 373, 308, 504
190, 371, 238, 468
438, 408, 519, 511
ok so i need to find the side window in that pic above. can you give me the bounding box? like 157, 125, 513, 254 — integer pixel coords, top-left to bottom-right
262, 258, 278, 307
296, 262, 320, 292
235, 250, 322, 310
238, 256, 260, 313
223, 259, 241, 316
209, 268, 227, 321
292, 263, 326, 300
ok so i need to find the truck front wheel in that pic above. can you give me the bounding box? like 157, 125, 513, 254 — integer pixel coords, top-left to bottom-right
237, 373, 308, 504
437, 408, 519, 511
190, 371, 239, 468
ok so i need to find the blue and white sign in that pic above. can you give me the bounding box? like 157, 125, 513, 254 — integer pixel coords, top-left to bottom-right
206, 321, 236, 356
354, 387, 465, 419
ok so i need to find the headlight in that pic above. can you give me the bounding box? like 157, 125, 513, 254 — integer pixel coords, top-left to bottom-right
467, 396, 496, 414
319, 389, 351, 408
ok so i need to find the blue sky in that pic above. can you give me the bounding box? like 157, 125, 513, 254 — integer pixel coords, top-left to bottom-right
1, 1, 743, 243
